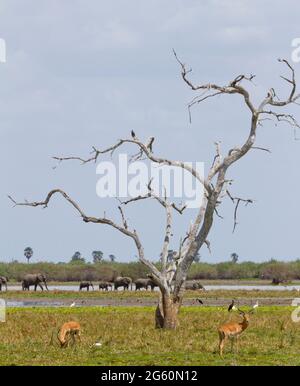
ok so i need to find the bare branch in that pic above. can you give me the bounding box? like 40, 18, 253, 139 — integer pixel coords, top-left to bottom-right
214, 207, 224, 219
188, 91, 223, 123
173, 49, 256, 114
226, 190, 254, 233
208, 141, 223, 180
260, 110, 300, 129
54, 134, 210, 195
8, 190, 165, 284
9, 189, 86, 216
258, 59, 300, 111
204, 239, 211, 254
117, 206, 128, 230
251, 146, 271, 153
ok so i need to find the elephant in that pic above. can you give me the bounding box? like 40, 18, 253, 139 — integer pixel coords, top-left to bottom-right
146, 278, 157, 291
271, 278, 286, 285
98, 281, 113, 291
79, 281, 94, 291
22, 273, 49, 291
185, 281, 205, 291
134, 278, 156, 291
21, 280, 30, 291
0, 276, 8, 291
114, 276, 132, 290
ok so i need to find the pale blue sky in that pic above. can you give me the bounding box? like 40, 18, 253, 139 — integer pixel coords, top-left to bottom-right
0, 0, 300, 263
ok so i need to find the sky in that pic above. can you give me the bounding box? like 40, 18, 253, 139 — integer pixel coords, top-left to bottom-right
0, 0, 300, 264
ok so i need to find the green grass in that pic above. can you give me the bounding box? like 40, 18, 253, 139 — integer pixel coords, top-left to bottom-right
1, 306, 300, 366
1, 289, 299, 300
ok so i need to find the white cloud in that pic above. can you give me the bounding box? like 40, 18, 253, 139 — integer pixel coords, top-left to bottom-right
220, 26, 269, 44
83, 19, 139, 51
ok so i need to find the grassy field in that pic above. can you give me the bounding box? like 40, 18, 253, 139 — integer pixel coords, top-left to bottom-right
1, 289, 299, 299
1, 306, 300, 366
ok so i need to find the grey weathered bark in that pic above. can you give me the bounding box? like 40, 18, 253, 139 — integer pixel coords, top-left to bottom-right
9, 56, 299, 329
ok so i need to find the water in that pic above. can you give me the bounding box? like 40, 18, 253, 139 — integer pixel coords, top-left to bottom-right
7, 300, 64, 307
5, 284, 300, 292
3, 284, 299, 308
201, 285, 300, 291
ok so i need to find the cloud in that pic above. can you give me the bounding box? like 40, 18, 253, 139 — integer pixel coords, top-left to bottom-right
83, 19, 140, 51
220, 26, 269, 44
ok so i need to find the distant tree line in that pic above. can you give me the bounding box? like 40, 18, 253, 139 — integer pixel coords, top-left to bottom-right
1, 259, 300, 282
17, 247, 118, 265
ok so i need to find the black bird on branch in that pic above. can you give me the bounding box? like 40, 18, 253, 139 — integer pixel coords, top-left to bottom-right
146, 136, 155, 152
131, 130, 136, 139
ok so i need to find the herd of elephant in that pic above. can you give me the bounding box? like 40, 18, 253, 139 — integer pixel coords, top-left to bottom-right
80, 276, 156, 291
0, 274, 157, 291
0, 274, 205, 292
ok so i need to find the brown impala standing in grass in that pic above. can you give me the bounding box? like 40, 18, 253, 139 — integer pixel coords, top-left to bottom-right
57, 321, 81, 348
218, 304, 258, 356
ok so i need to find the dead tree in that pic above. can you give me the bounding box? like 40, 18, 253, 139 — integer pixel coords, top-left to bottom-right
9, 55, 299, 329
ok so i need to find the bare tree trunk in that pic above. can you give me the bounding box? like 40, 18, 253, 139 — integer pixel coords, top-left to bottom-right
155, 291, 182, 330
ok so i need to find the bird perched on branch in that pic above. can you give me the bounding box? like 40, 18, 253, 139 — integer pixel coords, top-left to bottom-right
131, 130, 136, 139
146, 137, 155, 152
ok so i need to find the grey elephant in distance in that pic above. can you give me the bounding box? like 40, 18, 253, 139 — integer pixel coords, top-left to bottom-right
134, 278, 156, 291
98, 281, 113, 291
114, 276, 132, 290
0, 276, 9, 291
79, 281, 94, 291
21, 280, 30, 291
185, 281, 205, 291
22, 273, 49, 291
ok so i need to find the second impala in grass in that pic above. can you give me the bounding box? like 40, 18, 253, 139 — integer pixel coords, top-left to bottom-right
218, 304, 257, 356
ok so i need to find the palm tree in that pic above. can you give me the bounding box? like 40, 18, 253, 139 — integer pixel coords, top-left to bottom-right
24, 247, 33, 264
231, 252, 239, 264
70, 251, 85, 263
92, 250, 103, 263
109, 254, 116, 262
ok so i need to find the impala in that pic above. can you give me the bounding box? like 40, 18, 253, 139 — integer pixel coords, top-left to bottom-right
57, 321, 81, 348
218, 306, 256, 356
